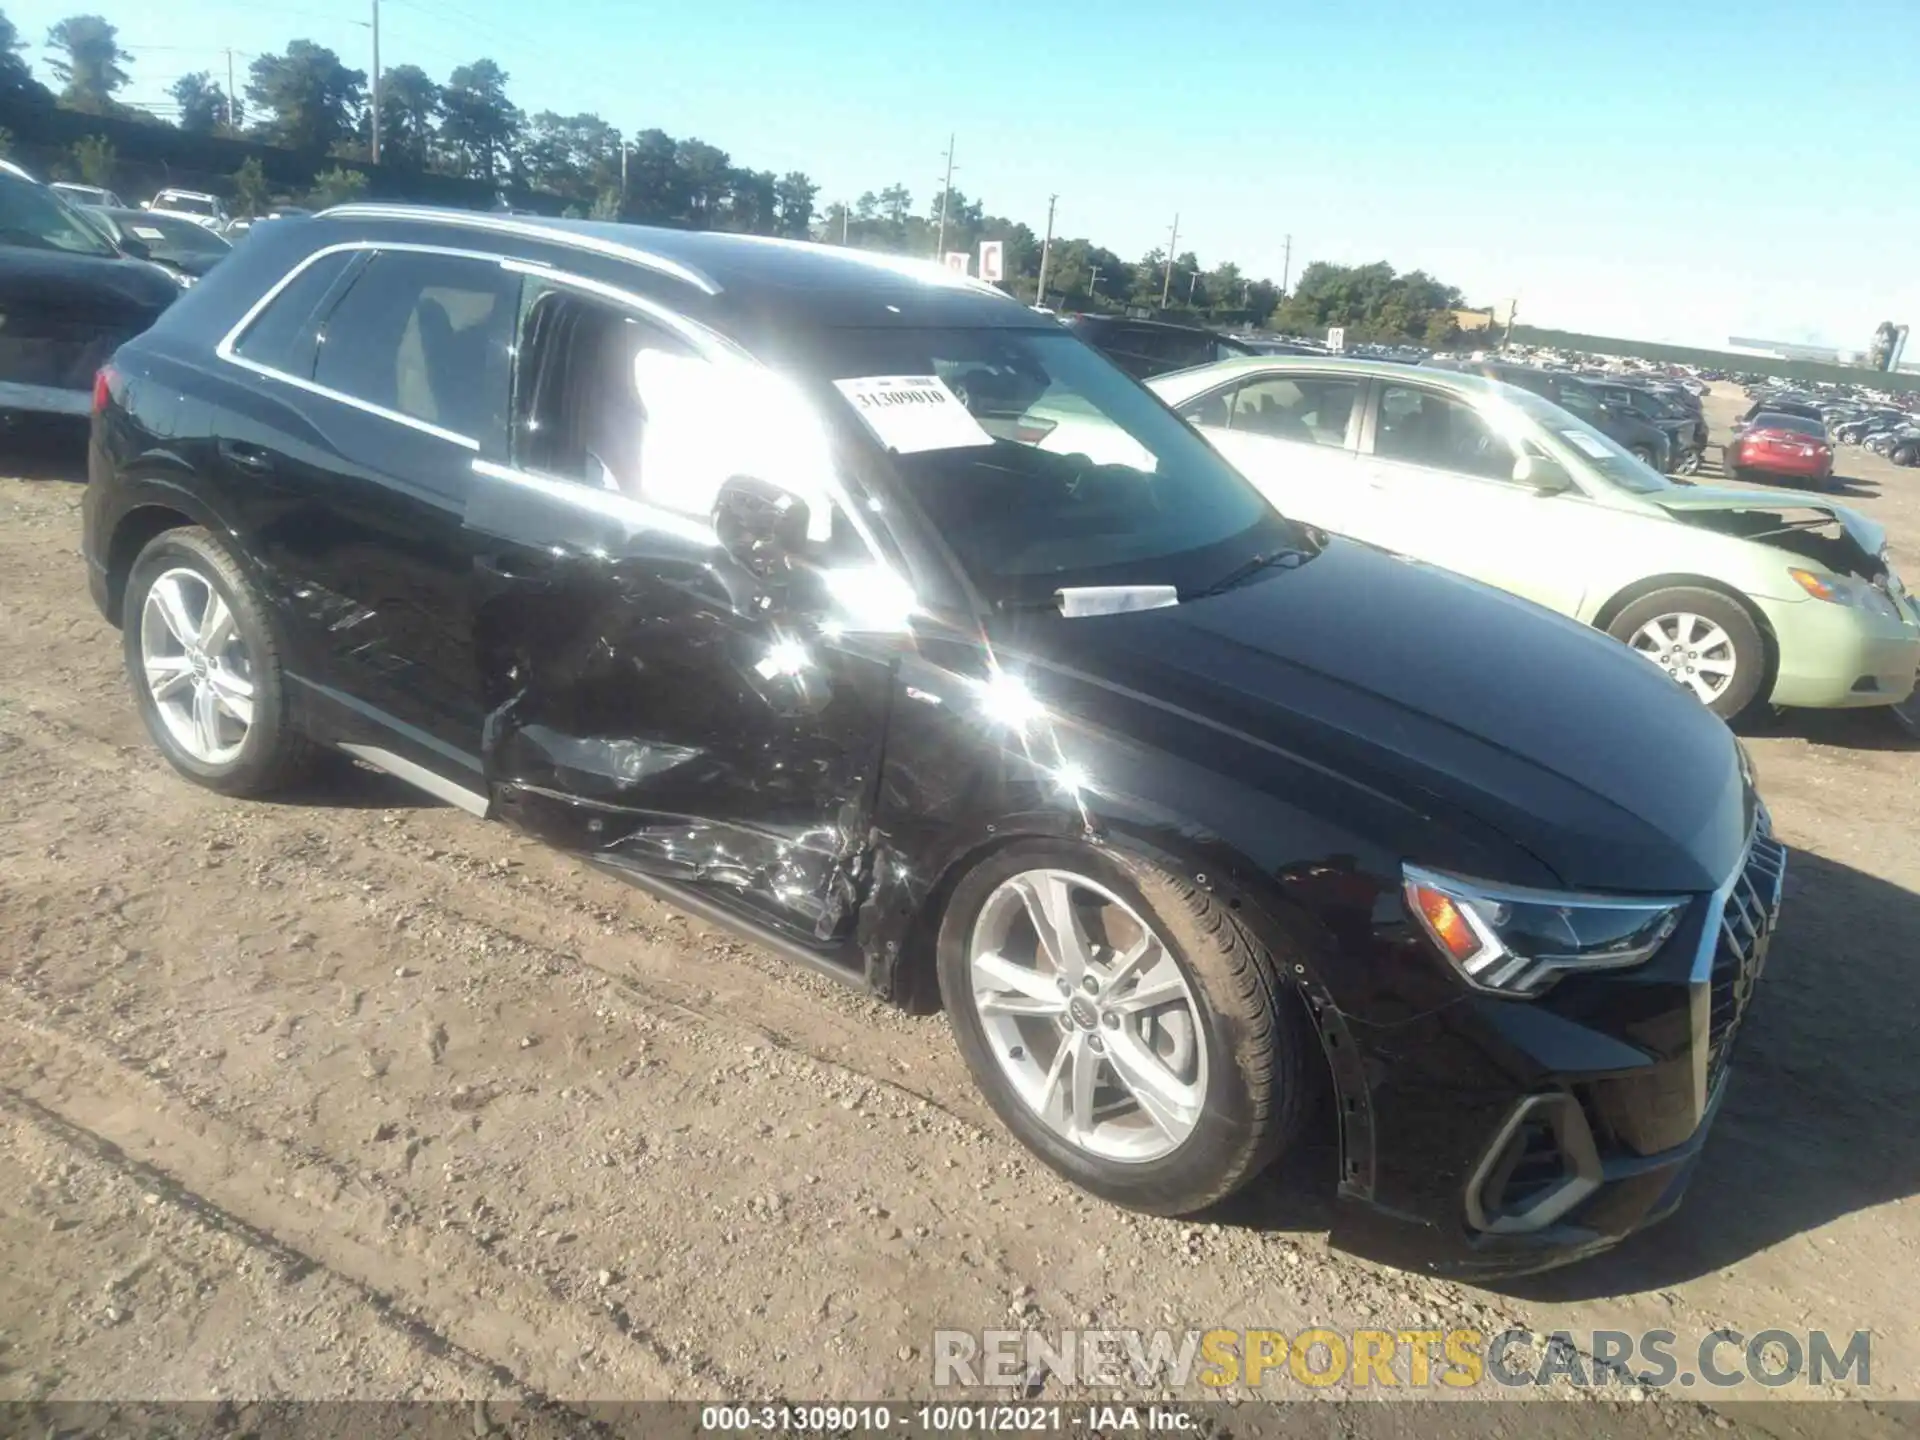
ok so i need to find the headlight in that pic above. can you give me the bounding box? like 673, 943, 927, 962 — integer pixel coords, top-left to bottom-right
1788, 568, 1901, 618
1402, 865, 1688, 996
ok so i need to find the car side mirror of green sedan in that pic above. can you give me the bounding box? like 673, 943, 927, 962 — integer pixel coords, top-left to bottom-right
1513, 453, 1575, 496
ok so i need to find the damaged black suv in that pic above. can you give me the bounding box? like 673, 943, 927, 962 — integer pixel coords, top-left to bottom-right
84, 207, 1782, 1277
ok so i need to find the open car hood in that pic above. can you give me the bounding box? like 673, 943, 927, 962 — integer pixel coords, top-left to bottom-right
1652, 485, 1886, 558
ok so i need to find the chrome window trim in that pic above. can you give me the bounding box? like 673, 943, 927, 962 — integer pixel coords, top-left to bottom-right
471, 458, 718, 549
214, 238, 530, 452
316, 204, 720, 295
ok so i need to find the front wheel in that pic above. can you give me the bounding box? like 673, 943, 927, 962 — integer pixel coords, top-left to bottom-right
1630, 444, 1658, 468
937, 840, 1313, 1216
1892, 442, 1918, 467
1606, 587, 1766, 719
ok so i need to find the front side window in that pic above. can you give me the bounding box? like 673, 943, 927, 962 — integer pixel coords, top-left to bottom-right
0, 172, 118, 258
1373, 385, 1517, 482
796, 325, 1297, 605
313, 250, 517, 442
1185, 374, 1359, 449
513, 286, 861, 559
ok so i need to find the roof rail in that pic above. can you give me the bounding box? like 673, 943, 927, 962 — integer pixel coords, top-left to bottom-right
315, 203, 720, 295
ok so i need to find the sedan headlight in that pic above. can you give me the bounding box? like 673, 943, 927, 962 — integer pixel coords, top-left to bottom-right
1788, 568, 1901, 619
1402, 865, 1688, 997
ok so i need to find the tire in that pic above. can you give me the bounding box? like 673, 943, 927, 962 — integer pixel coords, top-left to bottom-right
122, 525, 323, 796
1630, 445, 1657, 468
1892, 443, 1917, 467
936, 838, 1313, 1216
1605, 587, 1766, 720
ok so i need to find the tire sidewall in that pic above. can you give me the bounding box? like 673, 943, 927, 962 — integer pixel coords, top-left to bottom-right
1606, 587, 1765, 720
122, 528, 291, 792
935, 837, 1275, 1213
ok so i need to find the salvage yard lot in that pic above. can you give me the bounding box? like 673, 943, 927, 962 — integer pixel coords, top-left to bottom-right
0, 385, 1916, 1421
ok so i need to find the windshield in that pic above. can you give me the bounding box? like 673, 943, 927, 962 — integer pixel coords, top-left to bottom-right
0, 173, 119, 258
1498, 383, 1674, 495
801, 326, 1297, 605
158, 193, 218, 216
111, 211, 230, 257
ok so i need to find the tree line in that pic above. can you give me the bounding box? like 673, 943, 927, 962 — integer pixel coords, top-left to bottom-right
0, 8, 1477, 341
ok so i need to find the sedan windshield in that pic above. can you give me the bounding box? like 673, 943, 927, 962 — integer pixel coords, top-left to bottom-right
103, 209, 230, 258
1498, 383, 1674, 495
0, 172, 119, 258
803, 326, 1298, 605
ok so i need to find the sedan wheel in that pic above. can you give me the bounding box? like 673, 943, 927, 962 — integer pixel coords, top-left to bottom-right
968, 868, 1206, 1162
140, 566, 255, 765
1605, 586, 1766, 720
1629, 612, 1738, 706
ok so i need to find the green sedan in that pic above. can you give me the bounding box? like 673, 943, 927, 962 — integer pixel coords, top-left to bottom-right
1133, 356, 1919, 721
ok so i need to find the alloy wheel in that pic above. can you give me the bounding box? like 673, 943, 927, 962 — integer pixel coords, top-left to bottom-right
139, 566, 255, 765
967, 868, 1207, 1163
1629, 612, 1737, 705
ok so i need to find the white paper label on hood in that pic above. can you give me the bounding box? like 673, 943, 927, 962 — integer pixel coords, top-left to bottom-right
1561, 429, 1614, 460
1056, 585, 1180, 617
833, 375, 994, 454
131, 226, 166, 240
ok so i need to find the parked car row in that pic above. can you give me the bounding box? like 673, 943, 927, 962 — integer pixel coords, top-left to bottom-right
76, 205, 1828, 1278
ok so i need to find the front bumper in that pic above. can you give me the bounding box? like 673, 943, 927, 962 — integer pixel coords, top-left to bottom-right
1324, 822, 1785, 1279
1755, 590, 1920, 709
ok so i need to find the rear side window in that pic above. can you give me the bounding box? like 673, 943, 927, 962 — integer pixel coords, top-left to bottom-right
231, 250, 358, 376
313, 250, 518, 444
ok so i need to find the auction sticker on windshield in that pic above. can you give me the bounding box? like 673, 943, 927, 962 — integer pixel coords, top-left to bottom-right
833, 375, 994, 454
1561, 429, 1614, 460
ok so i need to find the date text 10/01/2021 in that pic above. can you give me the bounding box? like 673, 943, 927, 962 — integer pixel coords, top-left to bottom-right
699, 1406, 1195, 1433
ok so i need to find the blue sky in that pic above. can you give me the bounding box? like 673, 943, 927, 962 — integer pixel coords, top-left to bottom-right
12, 0, 1914, 350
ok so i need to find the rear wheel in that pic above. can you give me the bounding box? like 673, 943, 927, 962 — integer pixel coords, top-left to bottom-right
122, 526, 322, 795
937, 840, 1313, 1216
1606, 587, 1766, 720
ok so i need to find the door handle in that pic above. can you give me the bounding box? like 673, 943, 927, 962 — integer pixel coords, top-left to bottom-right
476, 551, 555, 583
218, 439, 274, 474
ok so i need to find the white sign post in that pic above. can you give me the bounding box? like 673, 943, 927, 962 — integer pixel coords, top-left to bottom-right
1327, 326, 1347, 353
943, 251, 970, 275
977, 239, 1004, 284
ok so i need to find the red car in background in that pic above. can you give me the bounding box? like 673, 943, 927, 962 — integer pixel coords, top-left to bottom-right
1726, 410, 1835, 489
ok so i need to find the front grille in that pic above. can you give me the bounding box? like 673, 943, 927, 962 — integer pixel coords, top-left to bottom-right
1705, 828, 1787, 1093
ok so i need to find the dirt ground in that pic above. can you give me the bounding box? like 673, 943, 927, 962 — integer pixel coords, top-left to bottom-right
0, 386, 1916, 1429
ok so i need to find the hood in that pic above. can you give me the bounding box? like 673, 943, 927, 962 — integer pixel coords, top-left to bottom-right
1012, 537, 1749, 893
1653, 485, 1885, 558
0, 245, 181, 320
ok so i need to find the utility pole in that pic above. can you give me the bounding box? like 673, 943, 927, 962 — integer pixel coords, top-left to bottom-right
224, 48, 237, 131
1502, 297, 1519, 352
1281, 233, 1292, 295
619, 136, 628, 208
934, 133, 957, 259
841, 202, 850, 244
1188, 271, 1199, 306
1159, 213, 1179, 308
1088, 265, 1101, 304
369, 0, 382, 163
1034, 192, 1058, 308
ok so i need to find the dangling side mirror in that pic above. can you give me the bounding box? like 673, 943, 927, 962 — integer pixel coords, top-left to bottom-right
713, 475, 810, 580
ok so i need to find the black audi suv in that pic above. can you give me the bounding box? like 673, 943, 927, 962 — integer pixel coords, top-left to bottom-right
83, 206, 1782, 1277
